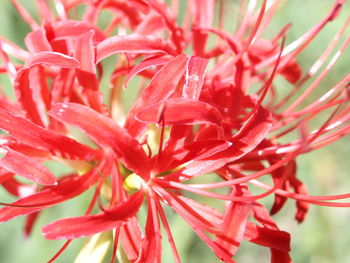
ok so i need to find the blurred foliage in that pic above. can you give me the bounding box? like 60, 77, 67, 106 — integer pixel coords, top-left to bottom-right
0, 1, 349, 262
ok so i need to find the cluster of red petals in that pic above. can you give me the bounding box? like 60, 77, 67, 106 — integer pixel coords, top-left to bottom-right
0, 0, 349, 262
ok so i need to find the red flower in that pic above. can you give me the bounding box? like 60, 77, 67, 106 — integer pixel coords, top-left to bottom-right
0, 0, 349, 262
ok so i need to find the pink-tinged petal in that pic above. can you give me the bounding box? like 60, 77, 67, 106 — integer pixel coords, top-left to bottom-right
130, 53, 188, 108
136, 98, 223, 127
0, 147, 56, 185
75, 31, 96, 73
29, 66, 51, 112
0, 108, 99, 161
6, 138, 50, 161
214, 186, 252, 257
183, 106, 273, 175
135, 12, 165, 35
244, 223, 291, 252
120, 217, 143, 262
50, 68, 76, 104
124, 55, 171, 88
125, 54, 189, 136
74, 31, 105, 112
191, 0, 215, 56
85, 1, 142, 29
28, 51, 79, 68
25, 29, 52, 54
14, 52, 78, 125
182, 56, 208, 100
0, 170, 99, 222
42, 190, 144, 239
49, 103, 151, 179
162, 125, 193, 153
50, 20, 106, 43
95, 34, 177, 63
136, 191, 161, 263
0, 94, 22, 115
13, 68, 45, 126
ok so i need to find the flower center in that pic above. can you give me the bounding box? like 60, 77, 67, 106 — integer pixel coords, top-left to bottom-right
123, 173, 145, 191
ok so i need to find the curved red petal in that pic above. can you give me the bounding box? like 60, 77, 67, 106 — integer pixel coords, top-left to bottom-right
42, 190, 144, 239
49, 103, 151, 179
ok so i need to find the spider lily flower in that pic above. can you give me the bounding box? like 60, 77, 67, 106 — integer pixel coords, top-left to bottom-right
0, 0, 349, 263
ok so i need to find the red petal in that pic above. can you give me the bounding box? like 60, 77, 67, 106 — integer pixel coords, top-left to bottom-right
125, 54, 189, 136
95, 34, 177, 63
74, 31, 105, 112
120, 217, 143, 262
136, 98, 223, 127
244, 223, 291, 252
252, 202, 292, 262
124, 55, 170, 88
191, 0, 215, 56
184, 106, 273, 175
1, 177, 35, 197
214, 186, 252, 257
182, 56, 208, 100
74, 31, 96, 73
42, 190, 144, 239
24, 212, 40, 238
25, 29, 52, 53
49, 103, 151, 179
0, 108, 99, 161
280, 59, 302, 83
28, 51, 79, 68
50, 20, 106, 43
155, 139, 231, 173
13, 69, 44, 126
0, 170, 99, 222
135, 192, 161, 263
0, 147, 56, 185
0, 168, 13, 184
13, 52, 79, 125
289, 175, 309, 223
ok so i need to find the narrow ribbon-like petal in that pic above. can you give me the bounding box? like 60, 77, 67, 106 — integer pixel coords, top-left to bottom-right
183, 106, 273, 175
42, 190, 144, 239
96, 34, 177, 63
0, 170, 99, 222
49, 103, 151, 179
136, 98, 223, 127
125, 54, 189, 136
0, 108, 99, 160
214, 186, 252, 257
0, 147, 56, 185
182, 56, 209, 100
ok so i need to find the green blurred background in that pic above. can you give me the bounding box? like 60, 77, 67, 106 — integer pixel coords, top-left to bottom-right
0, 0, 349, 262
